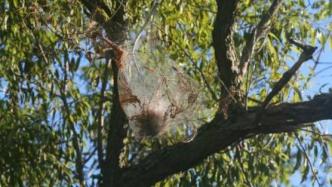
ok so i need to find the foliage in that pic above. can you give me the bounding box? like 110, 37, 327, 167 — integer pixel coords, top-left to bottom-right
0, 0, 331, 186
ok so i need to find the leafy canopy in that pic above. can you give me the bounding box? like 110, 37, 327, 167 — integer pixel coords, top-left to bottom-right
0, 0, 331, 186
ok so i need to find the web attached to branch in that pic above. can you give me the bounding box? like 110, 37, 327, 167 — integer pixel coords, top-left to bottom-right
118, 46, 200, 139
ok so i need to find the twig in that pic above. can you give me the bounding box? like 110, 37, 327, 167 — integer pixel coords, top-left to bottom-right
236, 147, 254, 187
38, 43, 50, 64
261, 39, 316, 109
84, 147, 98, 163
252, 39, 317, 126
96, 57, 112, 173
247, 97, 263, 104
295, 133, 322, 186
299, 128, 332, 138
60, 60, 85, 186
240, 0, 283, 77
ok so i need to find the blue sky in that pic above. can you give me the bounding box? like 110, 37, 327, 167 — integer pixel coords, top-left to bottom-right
289, 42, 332, 186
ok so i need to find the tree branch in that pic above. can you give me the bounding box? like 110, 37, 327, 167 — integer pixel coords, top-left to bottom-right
95, 58, 111, 176
119, 92, 332, 186
261, 42, 316, 109
295, 133, 321, 186
79, 0, 127, 44
212, 0, 240, 87
60, 60, 85, 186
239, 0, 283, 76
251, 40, 317, 126
79, 1, 128, 186
212, 0, 241, 118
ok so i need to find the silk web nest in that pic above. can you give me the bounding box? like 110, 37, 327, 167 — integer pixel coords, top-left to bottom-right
118, 45, 201, 139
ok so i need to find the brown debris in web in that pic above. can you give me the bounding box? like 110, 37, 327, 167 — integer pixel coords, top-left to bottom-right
105, 39, 200, 139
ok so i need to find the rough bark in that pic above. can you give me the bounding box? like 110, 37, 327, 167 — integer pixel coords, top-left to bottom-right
212, 0, 241, 119
79, 1, 128, 186
119, 92, 332, 186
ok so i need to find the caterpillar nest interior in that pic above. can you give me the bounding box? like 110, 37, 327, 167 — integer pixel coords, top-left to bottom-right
117, 46, 200, 139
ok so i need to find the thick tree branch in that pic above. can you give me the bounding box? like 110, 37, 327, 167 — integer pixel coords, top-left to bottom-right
79, 1, 128, 186
103, 8, 128, 187
212, 0, 283, 119
212, 0, 241, 118
119, 92, 332, 186
212, 0, 240, 87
